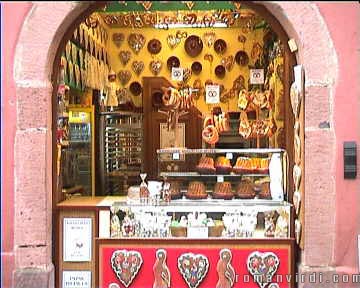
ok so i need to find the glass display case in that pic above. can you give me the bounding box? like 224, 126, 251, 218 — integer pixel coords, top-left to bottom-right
108, 148, 292, 240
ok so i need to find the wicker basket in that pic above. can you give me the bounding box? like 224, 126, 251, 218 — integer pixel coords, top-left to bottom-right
208, 225, 224, 237
170, 226, 187, 237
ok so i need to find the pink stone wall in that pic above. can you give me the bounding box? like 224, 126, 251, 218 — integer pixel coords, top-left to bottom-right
1, 2, 359, 288
317, 2, 360, 274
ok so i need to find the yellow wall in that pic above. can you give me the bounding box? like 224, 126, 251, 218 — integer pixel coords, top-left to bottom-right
106, 26, 266, 113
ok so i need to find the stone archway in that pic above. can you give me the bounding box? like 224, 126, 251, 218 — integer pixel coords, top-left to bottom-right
12, 2, 338, 286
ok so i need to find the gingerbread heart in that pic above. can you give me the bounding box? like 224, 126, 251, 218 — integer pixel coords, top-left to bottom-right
203, 32, 216, 48
112, 33, 125, 48
178, 253, 209, 288
128, 33, 146, 54
132, 61, 144, 76
167, 34, 181, 49
221, 55, 235, 72
111, 249, 143, 288
119, 50, 131, 66
247, 251, 280, 288
118, 70, 132, 86
149, 60, 163, 76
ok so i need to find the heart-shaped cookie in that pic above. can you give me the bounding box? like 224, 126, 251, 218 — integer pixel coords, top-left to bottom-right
178, 253, 209, 288
128, 33, 146, 54
149, 60, 163, 76
167, 34, 181, 49
290, 82, 302, 118
112, 33, 125, 48
111, 249, 143, 288
202, 32, 216, 48
119, 50, 131, 66
247, 251, 280, 288
132, 61, 144, 76
118, 70, 132, 86
221, 55, 235, 72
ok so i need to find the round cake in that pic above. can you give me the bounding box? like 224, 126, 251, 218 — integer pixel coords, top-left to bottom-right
213, 182, 234, 200
235, 179, 256, 199
257, 181, 271, 199
185, 181, 207, 200
215, 156, 232, 174
169, 181, 182, 200
196, 156, 216, 174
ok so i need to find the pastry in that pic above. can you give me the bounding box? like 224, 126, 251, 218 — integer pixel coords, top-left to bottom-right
235, 179, 256, 199
233, 157, 270, 174
202, 125, 219, 145
169, 181, 182, 200
213, 182, 234, 200
215, 156, 232, 174
256, 180, 271, 199
185, 181, 207, 200
238, 111, 251, 139
233, 157, 252, 174
196, 157, 216, 174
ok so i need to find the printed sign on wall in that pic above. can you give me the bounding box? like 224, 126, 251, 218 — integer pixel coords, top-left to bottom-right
62, 271, 91, 288
250, 69, 264, 84
63, 218, 92, 262
171, 67, 184, 81
205, 85, 220, 104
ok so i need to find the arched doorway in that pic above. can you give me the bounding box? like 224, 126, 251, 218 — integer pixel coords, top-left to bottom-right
11, 2, 339, 288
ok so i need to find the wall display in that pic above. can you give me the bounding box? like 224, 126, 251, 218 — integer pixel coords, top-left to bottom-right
111, 249, 143, 288
214, 39, 227, 55
215, 65, 226, 79
119, 50, 132, 66
221, 55, 234, 72
235, 50, 249, 66
127, 33, 146, 54
178, 253, 209, 288
167, 56, 181, 71
147, 38, 162, 55
191, 61, 202, 75
118, 70, 132, 86
202, 31, 216, 48
216, 249, 235, 288
184, 35, 203, 58
150, 60, 163, 76
129, 81, 143, 96
247, 251, 280, 288
167, 34, 181, 49
153, 249, 171, 288
131, 60, 144, 76
63, 218, 92, 262
62, 271, 91, 288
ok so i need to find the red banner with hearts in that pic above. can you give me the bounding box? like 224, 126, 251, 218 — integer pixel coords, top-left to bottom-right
99, 244, 292, 288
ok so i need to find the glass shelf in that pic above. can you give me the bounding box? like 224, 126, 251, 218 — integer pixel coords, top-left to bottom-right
157, 148, 286, 155
160, 172, 269, 178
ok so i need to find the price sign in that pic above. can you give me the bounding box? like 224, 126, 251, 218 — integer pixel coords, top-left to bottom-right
250, 69, 264, 84
62, 271, 91, 288
172, 152, 180, 160
226, 153, 233, 160
187, 226, 208, 238
171, 67, 183, 81
205, 85, 220, 104
217, 176, 224, 183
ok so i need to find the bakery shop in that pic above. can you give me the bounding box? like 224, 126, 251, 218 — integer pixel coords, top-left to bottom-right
53, 2, 302, 287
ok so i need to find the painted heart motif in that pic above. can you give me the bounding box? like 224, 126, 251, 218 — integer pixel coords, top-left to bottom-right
290, 82, 302, 118
111, 249, 143, 288
182, 68, 192, 83
128, 33, 146, 54
119, 50, 132, 66
138, 1, 153, 11
112, 33, 125, 48
167, 34, 181, 49
268, 284, 280, 288
132, 61, 144, 76
247, 251, 280, 288
178, 253, 209, 288
149, 60, 163, 76
183, 1, 195, 10
118, 70, 132, 86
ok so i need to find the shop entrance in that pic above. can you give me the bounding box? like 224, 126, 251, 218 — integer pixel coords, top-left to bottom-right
51, 2, 303, 288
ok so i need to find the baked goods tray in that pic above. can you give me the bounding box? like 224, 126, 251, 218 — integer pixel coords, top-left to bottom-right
160, 172, 269, 177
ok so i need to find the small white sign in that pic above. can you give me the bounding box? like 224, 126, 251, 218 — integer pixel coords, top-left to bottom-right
294, 65, 304, 94
187, 226, 208, 238
98, 210, 110, 238
172, 152, 180, 160
217, 176, 224, 183
171, 67, 183, 81
358, 235, 360, 272
205, 85, 220, 104
62, 271, 91, 288
250, 69, 264, 84
63, 218, 92, 262
226, 153, 233, 160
